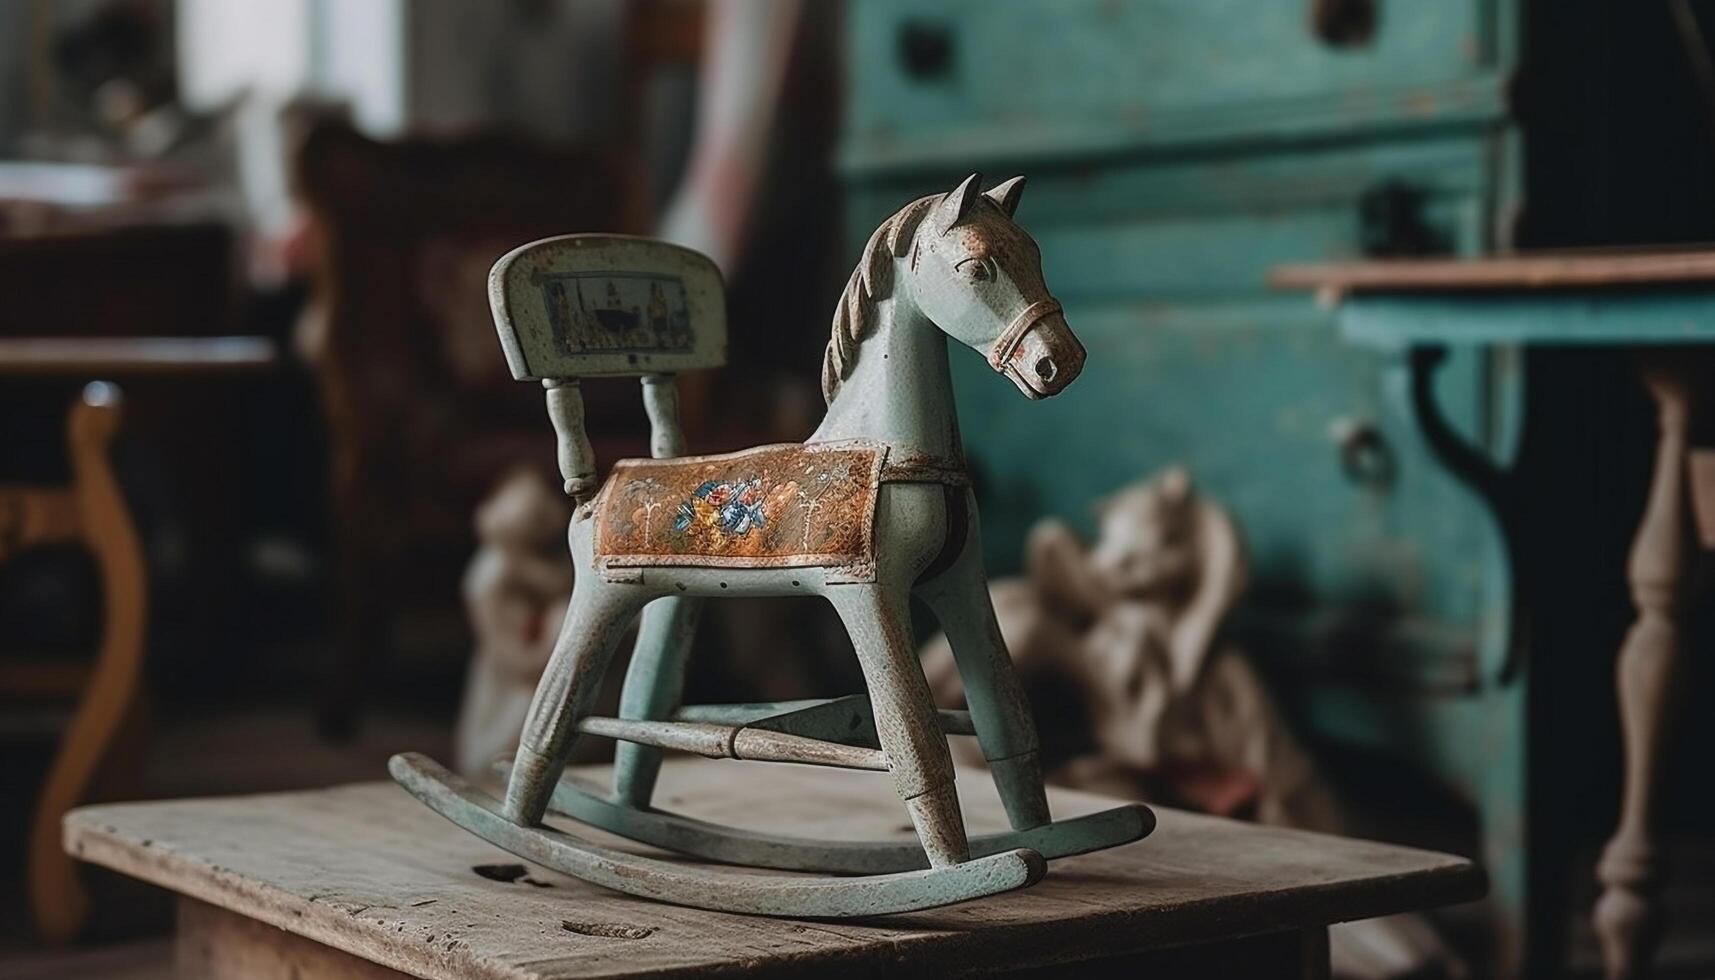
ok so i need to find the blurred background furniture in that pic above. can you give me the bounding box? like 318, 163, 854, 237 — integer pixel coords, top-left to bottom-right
1274, 251, 1715, 980
1, 383, 142, 945
841, 2, 1715, 973
0, 337, 274, 945
63, 758, 1483, 979
295, 121, 654, 736
0, 223, 234, 335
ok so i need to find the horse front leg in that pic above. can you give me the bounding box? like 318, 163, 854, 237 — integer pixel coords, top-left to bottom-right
503, 521, 650, 826
827, 582, 971, 868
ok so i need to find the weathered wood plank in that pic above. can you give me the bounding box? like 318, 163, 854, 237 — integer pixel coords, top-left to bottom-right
65, 759, 1482, 979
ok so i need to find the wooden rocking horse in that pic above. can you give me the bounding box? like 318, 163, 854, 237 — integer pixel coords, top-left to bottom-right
392, 174, 1155, 916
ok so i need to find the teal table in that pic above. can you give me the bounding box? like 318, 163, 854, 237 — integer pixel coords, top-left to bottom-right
1277, 252, 1715, 980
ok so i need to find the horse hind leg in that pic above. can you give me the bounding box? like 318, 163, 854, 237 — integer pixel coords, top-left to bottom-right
609, 595, 705, 807
503, 560, 649, 827
916, 495, 1052, 831
828, 584, 970, 867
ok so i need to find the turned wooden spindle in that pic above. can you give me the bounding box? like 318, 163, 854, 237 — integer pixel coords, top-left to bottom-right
1593, 353, 1707, 980
542, 378, 598, 501
542, 375, 687, 501
640, 373, 687, 460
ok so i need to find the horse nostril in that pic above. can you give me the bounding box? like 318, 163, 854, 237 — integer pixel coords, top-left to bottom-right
1034, 357, 1056, 382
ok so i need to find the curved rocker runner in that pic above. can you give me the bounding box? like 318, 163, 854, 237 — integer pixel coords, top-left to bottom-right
526, 764, 1156, 876
392, 754, 1048, 917
392, 174, 1155, 917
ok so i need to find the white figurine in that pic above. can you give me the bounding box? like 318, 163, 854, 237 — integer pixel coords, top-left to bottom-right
454, 468, 571, 777
922, 466, 1339, 825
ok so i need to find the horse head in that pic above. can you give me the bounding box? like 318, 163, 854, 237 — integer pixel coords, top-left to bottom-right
908, 173, 1086, 399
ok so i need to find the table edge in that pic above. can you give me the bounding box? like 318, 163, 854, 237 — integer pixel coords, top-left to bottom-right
63, 781, 1487, 979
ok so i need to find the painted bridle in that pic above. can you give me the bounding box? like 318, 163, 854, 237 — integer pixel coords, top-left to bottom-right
986, 297, 1064, 386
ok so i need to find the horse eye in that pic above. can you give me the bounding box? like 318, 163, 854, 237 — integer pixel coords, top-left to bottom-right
958, 257, 991, 282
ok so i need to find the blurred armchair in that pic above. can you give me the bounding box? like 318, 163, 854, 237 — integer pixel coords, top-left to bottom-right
295, 122, 648, 733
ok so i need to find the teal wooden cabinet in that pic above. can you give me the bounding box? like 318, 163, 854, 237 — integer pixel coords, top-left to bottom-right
843, 0, 1533, 969
845, 1, 1506, 173
1275, 252, 1715, 980
844, 5, 1715, 972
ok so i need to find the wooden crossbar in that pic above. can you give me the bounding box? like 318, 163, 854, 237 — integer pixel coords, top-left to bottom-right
672, 698, 978, 739
577, 716, 889, 772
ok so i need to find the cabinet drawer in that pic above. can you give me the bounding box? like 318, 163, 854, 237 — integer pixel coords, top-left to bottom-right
847, 0, 1503, 168
841, 135, 1506, 680
948, 299, 1494, 630
847, 135, 1493, 301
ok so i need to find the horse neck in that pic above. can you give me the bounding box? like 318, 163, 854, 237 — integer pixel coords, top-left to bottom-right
810, 287, 963, 463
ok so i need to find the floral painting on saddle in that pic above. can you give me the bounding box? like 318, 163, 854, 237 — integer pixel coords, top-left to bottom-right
594, 442, 885, 570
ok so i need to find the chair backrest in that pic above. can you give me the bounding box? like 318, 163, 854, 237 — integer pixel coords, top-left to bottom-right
488, 234, 728, 498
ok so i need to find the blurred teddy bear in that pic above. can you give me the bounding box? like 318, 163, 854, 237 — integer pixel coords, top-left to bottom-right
922, 467, 1464, 979
921, 466, 1339, 829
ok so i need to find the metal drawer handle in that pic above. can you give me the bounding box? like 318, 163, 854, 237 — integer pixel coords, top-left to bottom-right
1330, 417, 1396, 489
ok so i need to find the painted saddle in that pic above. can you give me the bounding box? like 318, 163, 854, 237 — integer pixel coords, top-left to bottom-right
593, 441, 886, 575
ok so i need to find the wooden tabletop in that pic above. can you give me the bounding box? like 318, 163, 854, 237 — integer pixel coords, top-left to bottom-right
1272, 249, 1715, 295
0, 336, 277, 375
65, 759, 1482, 979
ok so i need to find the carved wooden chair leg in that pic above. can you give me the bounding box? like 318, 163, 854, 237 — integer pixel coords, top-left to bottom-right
611, 594, 705, 807
23, 385, 147, 943
827, 583, 970, 867
917, 493, 1051, 832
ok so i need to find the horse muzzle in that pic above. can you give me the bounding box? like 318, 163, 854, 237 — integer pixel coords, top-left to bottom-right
988, 300, 1085, 399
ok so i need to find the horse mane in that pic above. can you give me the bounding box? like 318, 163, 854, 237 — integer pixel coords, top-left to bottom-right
820, 193, 939, 405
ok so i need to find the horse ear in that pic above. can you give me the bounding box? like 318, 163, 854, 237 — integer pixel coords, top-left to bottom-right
935, 172, 984, 234
985, 176, 1026, 217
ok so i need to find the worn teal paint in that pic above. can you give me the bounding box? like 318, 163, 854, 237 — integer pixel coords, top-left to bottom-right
845, 0, 1504, 172
843, 0, 1528, 961
841, 30, 1519, 677
390, 753, 1052, 917
947, 302, 1493, 624
398, 197, 1167, 918
1308, 281, 1715, 953
524, 763, 1153, 875
1343, 291, 1715, 346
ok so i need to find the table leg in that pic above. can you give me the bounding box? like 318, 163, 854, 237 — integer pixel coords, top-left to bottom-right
987, 927, 1330, 978
1300, 926, 1332, 980
1593, 353, 1707, 980
177, 898, 408, 980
